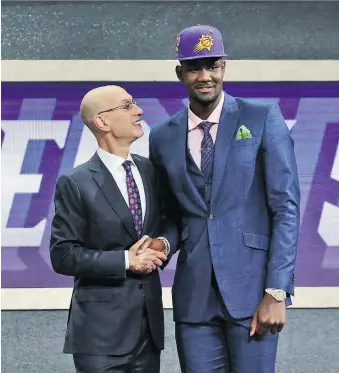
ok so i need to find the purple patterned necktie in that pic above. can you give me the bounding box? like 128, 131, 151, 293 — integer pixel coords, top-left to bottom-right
122, 160, 143, 238
199, 121, 215, 180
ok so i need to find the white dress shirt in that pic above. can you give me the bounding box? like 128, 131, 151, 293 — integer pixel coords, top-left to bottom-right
97, 147, 146, 269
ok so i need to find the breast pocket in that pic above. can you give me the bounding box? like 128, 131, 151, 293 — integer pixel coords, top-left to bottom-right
232, 138, 255, 166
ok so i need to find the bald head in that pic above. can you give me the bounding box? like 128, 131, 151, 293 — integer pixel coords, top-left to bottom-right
80, 85, 128, 132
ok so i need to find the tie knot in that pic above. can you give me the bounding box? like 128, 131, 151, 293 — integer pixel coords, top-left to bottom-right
122, 160, 132, 172
199, 121, 214, 134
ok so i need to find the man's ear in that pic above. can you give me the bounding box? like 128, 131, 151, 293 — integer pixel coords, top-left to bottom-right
93, 115, 109, 132
221, 60, 226, 76
175, 65, 184, 82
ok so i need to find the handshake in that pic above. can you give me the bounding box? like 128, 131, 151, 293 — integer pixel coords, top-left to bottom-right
128, 235, 168, 275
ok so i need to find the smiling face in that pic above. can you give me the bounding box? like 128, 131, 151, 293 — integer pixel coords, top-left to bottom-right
92, 86, 144, 142
176, 57, 225, 107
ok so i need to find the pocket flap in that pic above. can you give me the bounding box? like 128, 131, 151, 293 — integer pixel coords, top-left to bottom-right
75, 289, 114, 303
243, 232, 269, 251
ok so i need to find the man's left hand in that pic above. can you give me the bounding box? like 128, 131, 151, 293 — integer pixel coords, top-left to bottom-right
250, 293, 286, 336
136, 237, 167, 274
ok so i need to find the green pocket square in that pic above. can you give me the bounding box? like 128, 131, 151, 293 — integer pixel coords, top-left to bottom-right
235, 125, 252, 140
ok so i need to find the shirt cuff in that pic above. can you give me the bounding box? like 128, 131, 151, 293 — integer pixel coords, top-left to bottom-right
125, 251, 129, 270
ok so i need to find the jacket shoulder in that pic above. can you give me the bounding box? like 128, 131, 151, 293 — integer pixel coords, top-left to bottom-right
132, 154, 155, 171
150, 108, 186, 139
234, 97, 275, 113
56, 159, 91, 188
131, 153, 150, 164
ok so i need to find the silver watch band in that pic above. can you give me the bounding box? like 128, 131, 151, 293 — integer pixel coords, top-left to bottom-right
265, 288, 286, 301
156, 237, 170, 256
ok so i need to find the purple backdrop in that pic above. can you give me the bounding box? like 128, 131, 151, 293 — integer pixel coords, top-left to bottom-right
1, 82, 339, 288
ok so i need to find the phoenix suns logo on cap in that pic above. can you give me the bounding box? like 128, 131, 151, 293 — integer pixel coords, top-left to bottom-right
193, 34, 214, 53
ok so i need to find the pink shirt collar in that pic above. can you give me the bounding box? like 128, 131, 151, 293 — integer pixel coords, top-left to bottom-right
188, 91, 225, 131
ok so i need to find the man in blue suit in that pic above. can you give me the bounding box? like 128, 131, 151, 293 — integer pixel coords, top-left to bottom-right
148, 25, 301, 373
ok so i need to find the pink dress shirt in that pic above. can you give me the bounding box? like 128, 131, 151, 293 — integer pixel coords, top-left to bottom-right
187, 92, 225, 169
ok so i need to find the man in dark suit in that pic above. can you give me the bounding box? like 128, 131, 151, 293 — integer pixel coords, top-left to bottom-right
50, 85, 178, 373
149, 25, 301, 373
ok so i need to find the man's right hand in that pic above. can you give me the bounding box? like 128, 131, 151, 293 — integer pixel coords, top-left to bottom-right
128, 236, 167, 274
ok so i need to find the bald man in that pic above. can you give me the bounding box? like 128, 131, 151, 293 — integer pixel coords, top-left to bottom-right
50, 85, 179, 373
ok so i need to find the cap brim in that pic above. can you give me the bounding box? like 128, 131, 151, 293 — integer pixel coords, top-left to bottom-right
178, 53, 228, 61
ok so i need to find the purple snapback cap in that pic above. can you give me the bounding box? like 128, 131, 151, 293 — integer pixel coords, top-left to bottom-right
175, 25, 228, 61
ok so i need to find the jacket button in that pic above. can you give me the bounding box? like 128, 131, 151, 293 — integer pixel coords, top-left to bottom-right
209, 214, 214, 220
138, 284, 144, 289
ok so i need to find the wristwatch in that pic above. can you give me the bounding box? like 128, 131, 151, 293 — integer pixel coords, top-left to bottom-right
156, 237, 170, 256
265, 288, 286, 302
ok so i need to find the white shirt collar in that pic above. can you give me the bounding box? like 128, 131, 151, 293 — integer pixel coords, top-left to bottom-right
97, 147, 135, 172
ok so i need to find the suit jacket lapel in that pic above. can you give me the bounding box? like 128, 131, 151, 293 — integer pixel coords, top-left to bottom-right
132, 155, 152, 236
211, 94, 241, 204
89, 153, 138, 241
169, 110, 208, 212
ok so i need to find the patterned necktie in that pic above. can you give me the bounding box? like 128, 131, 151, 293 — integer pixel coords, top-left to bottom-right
199, 121, 215, 180
122, 160, 143, 238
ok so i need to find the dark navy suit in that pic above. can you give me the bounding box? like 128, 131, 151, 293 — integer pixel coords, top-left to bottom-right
50, 153, 178, 372
149, 93, 300, 373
